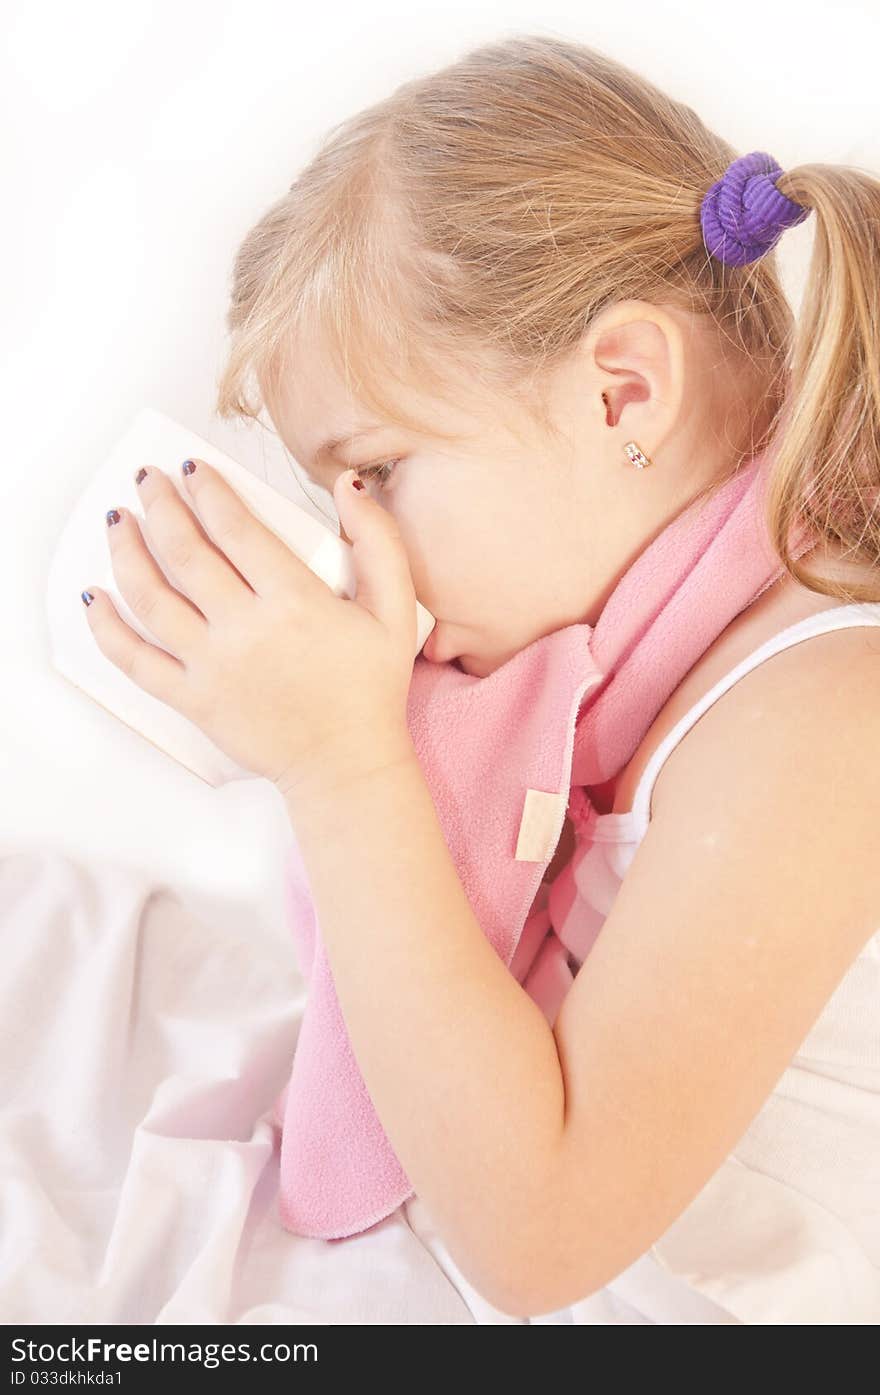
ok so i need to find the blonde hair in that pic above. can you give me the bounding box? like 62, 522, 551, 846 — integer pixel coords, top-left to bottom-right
216, 33, 880, 602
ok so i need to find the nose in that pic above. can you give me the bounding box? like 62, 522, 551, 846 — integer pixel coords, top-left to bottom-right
422, 625, 455, 664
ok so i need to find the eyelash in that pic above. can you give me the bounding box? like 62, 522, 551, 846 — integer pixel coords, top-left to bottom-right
355, 458, 401, 489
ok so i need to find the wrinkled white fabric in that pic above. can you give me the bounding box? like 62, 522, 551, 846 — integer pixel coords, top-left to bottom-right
0, 850, 473, 1324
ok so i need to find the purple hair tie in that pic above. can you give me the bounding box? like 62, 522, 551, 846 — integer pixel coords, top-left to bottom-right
701, 150, 811, 267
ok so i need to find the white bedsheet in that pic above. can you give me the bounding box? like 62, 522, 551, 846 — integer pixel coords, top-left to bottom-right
0, 847, 477, 1325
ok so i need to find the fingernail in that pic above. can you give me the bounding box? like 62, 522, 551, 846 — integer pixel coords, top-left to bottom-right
106, 509, 122, 527
182, 459, 196, 476
351, 474, 365, 491
81, 590, 94, 606
135, 467, 148, 486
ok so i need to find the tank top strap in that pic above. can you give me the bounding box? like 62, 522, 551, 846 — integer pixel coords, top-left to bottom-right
628, 601, 880, 835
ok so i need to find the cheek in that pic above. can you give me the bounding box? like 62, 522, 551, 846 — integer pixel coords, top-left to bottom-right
395, 489, 503, 612
393, 499, 451, 585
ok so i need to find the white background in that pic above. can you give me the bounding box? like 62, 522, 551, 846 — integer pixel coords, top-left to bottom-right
2, 0, 878, 934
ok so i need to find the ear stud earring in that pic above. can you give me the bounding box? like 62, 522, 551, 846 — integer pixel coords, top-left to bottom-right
623, 441, 653, 469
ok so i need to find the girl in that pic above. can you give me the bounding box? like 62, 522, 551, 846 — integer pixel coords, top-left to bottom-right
88, 35, 880, 1322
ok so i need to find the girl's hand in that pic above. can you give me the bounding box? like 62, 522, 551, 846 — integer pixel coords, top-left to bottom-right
83, 459, 418, 802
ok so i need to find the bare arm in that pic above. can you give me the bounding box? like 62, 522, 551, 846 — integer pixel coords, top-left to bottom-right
285, 748, 568, 1313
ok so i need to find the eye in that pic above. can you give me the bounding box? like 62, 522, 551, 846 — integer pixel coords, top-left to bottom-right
355, 458, 401, 490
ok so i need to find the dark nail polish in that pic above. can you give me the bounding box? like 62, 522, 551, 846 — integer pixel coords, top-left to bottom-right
81, 591, 94, 606
352, 477, 365, 491
182, 459, 196, 476
106, 509, 121, 527
135, 467, 148, 486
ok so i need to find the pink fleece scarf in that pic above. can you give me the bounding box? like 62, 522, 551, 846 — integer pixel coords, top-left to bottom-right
272, 446, 813, 1239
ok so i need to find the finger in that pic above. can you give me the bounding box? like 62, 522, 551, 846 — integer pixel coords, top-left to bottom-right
333, 469, 418, 645
105, 505, 208, 657
81, 585, 195, 716
135, 464, 256, 622
179, 458, 329, 605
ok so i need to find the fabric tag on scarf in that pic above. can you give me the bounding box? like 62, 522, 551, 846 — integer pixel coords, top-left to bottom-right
515, 787, 568, 862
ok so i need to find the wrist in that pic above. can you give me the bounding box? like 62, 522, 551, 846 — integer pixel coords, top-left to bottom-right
278, 732, 420, 828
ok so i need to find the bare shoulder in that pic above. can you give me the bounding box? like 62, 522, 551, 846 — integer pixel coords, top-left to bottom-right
651, 613, 880, 864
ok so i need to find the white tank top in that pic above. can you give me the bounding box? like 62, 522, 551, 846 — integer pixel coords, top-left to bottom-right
403, 600, 880, 1323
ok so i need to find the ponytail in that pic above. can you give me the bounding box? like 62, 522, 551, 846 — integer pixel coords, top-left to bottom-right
764, 163, 880, 601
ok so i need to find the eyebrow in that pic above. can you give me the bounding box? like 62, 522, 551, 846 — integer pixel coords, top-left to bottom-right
314, 429, 382, 465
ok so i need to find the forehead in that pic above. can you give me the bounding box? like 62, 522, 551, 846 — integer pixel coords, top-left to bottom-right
270, 338, 375, 465
269, 330, 491, 470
